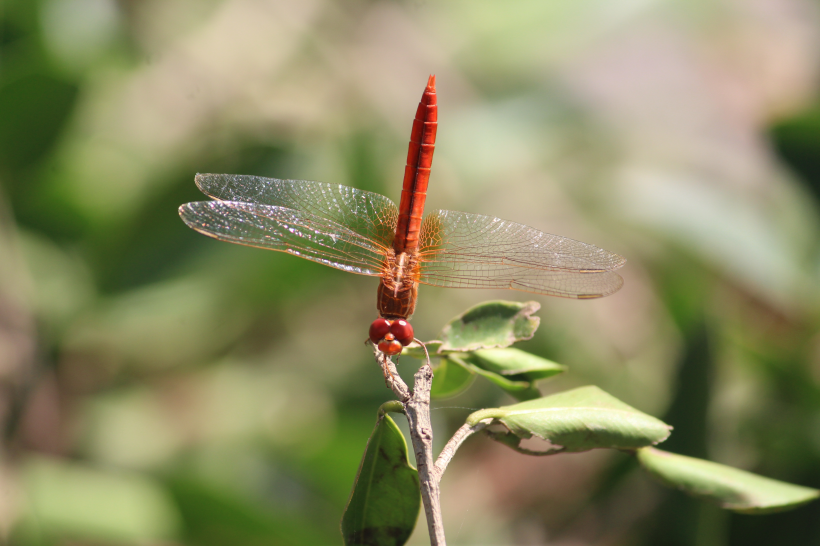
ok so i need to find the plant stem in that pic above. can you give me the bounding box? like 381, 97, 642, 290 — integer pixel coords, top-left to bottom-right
434, 422, 487, 476
371, 343, 489, 545
371, 345, 446, 545
405, 363, 446, 545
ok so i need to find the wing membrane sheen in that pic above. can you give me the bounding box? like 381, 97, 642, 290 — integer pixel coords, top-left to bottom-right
195, 173, 398, 250
418, 209, 625, 298
179, 201, 388, 275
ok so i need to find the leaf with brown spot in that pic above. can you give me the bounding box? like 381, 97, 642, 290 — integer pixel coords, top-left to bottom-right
468, 386, 671, 453
439, 300, 540, 352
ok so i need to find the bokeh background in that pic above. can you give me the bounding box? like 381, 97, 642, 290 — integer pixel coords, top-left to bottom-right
2, 0, 820, 544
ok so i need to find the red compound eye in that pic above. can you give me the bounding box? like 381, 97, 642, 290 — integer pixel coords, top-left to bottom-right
378, 339, 403, 356
369, 318, 392, 343
390, 319, 414, 346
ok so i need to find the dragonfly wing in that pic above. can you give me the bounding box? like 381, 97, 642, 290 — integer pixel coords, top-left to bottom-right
179, 201, 388, 275
194, 173, 398, 250
417, 209, 625, 298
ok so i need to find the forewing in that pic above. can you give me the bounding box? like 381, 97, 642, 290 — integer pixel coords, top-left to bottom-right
417, 210, 625, 298
179, 201, 388, 275
194, 173, 398, 250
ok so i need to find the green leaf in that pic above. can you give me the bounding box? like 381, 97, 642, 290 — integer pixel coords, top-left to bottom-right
471, 348, 566, 380
430, 357, 475, 398
379, 400, 405, 415
450, 354, 540, 401
342, 412, 420, 546
637, 447, 820, 514
410, 346, 561, 401
468, 386, 671, 453
439, 301, 540, 352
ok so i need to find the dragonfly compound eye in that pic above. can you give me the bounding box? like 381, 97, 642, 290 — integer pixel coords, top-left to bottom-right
378, 339, 403, 355
369, 318, 392, 343
390, 319, 414, 346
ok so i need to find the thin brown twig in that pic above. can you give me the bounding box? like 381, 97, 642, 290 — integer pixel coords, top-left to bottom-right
369, 341, 410, 401
370, 340, 445, 545
433, 421, 489, 477
370, 339, 493, 545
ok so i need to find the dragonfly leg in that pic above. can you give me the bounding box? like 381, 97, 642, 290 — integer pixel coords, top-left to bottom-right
414, 338, 431, 368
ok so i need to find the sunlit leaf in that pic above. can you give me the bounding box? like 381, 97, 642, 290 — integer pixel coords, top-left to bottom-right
431, 357, 475, 398
471, 348, 565, 380
450, 354, 540, 401
342, 413, 420, 546
468, 386, 671, 453
637, 447, 820, 514
439, 300, 540, 352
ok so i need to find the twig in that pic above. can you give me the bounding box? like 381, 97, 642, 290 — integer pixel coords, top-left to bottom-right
434, 421, 488, 476
370, 341, 445, 545
370, 341, 410, 401
370, 340, 491, 545
405, 362, 445, 545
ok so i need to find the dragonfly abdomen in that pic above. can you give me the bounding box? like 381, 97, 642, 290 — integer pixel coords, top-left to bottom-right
393, 75, 437, 255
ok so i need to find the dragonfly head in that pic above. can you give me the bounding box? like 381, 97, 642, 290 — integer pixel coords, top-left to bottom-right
369, 318, 414, 356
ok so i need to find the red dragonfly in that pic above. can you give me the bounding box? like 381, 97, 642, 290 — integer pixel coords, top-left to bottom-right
180, 76, 625, 356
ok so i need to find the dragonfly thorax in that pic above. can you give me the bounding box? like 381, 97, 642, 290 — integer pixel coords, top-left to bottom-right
377, 250, 419, 320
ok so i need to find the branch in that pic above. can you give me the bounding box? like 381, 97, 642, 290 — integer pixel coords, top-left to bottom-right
370, 341, 446, 545
370, 342, 410, 401
370, 341, 491, 545
434, 421, 488, 477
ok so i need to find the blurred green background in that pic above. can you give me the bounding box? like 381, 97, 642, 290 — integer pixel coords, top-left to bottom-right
2, 0, 820, 544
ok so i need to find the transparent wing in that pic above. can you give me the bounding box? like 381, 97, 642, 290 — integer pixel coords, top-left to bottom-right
193, 173, 398, 250
417, 209, 625, 298
179, 201, 389, 275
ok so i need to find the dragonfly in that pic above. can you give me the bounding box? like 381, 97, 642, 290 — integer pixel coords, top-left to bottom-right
179, 76, 625, 356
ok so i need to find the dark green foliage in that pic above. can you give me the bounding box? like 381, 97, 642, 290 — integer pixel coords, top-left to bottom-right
342, 412, 420, 546
405, 302, 565, 401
